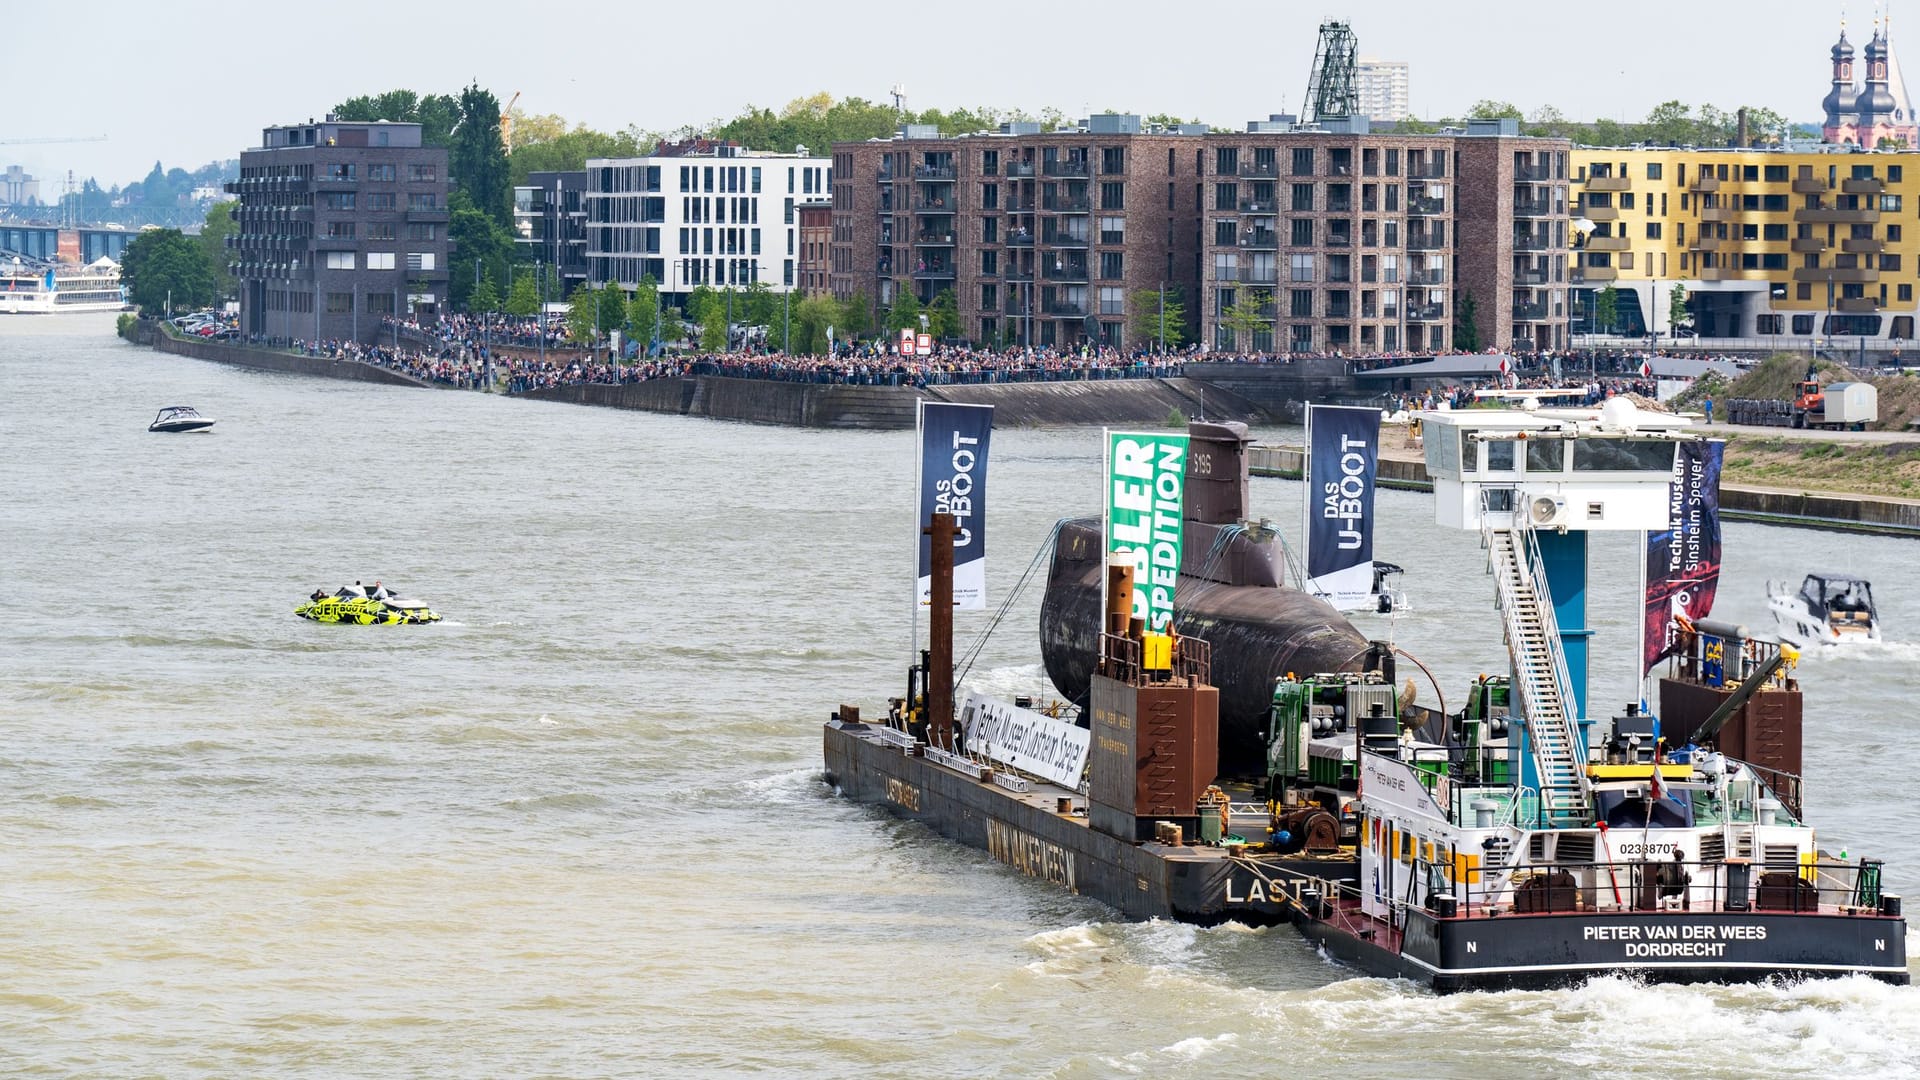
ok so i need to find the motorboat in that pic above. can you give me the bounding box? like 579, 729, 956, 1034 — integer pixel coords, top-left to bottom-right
149, 406, 216, 433
1767, 572, 1880, 647
1362, 560, 1410, 615
295, 585, 441, 625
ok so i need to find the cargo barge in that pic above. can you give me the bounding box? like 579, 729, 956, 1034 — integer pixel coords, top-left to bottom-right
824, 407, 1906, 992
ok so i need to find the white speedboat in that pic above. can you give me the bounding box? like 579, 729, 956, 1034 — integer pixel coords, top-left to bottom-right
1767, 572, 1880, 646
149, 406, 216, 433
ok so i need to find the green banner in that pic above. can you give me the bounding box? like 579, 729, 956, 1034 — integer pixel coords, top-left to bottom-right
1105, 430, 1189, 634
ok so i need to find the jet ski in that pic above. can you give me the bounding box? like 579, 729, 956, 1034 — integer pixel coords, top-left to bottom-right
295, 585, 441, 625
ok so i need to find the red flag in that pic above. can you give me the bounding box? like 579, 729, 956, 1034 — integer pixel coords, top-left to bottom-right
1639, 358, 1654, 378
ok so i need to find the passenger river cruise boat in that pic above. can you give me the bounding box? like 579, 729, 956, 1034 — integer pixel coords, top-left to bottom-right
0, 257, 129, 315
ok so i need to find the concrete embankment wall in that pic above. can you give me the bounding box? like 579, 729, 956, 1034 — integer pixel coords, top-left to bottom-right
1248, 445, 1920, 538
523, 375, 1265, 429
134, 322, 429, 388
1183, 360, 1370, 422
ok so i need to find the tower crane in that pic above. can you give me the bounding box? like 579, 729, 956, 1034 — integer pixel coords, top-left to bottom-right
500, 92, 521, 152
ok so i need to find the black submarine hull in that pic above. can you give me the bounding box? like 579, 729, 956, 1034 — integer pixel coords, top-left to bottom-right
1039, 516, 1368, 776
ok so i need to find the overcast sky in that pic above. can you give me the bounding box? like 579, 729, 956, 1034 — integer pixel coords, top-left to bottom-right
5, 0, 1854, 188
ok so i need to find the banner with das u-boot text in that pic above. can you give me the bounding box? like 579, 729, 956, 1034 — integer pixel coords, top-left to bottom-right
1105, 430, 1188, 633
917, 402, 993, 610
1304, 404, 1382, 609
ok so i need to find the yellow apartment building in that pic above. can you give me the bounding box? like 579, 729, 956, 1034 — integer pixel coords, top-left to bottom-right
1570, 147, 1919, 348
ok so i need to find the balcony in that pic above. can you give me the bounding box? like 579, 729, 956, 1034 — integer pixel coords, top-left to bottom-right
1513, 302, 1550, 320
1696, 206, 1736, 222
1584, 174, 1631, 192
1689, 175, 1721, 193
912, 262, 956, 279
1042, 232, 1089, 248
1517, 164, 1557, 183
913, 232, 956, 246
1514, 268, 1550, 286
1513, 198, 1555, 217
315, 175, 359, 191
1238, 199, 1277, 214
1586, 235, 1630, 252
1583, 204, 1620, 221
1407, 304, 1445, 321
1409, 163, 1447, 179
875, 168, 894, 184
1407, 235, 1446, 251
1407, 197, 1446, 216
1843, 177, 1885, 194
405, 206, 450, 222
1326, 232, 1353, 247
1003, 199, 1034, 213
1842, 237, 1886, 254
1006, 161, 1035, 177
1006, 232, 1034, 247
1045, 301, 1087, 316
1513, 233, 1554, 251
1238, 232, 1278, 250
876, 200, 895, 215
1791, 177, 1829, 194
913, 165, 956, 181
1687, 237, 1721, 252
1042, 263, 1089, 282
1696, 267, 1741, 281
1572, 265, 1618, 283
1001, 266, 1033, 282
875, 260, 894, 275
1236, 267, 1279, 284
1408, 268, 1447, 286
911, 199, 956, 213
1789, 237, 1827, 253
1238, 161, 1279, 178
1042, 159, 1089, 177
1838, 296, 1883, 312
1793, 266, 1880, 283
1042, 193, 1090, 212
1795, 206, 1880, 224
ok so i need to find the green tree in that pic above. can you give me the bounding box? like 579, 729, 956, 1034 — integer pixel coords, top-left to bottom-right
742, 279, 777, 328
1522, 105, 1574, 139
566, 283, 597, 341
792, 293, 843, 354
1219, 289, 1272, 349
840, 289, 874, 338
1739, 106, 1790, 146
685, 283, 720, 326
1128, 286, 1186, 351
505, 273, 540, 317
195, 200, 239, 300
628, 276, 661, 350
119, 227, 219, 313
1645, 100, 1694, 145
451, 83, 512, 224
508, 125, 648, 187
1669, 282, 1690, 331
887, 285, 922, 332
1595, 285, 1620, 334
928, 287, 960, 340
448, 191, 516, 312
1453, 291, 1481, 352
699, 303, 728, 350
331, 89, 459, 146
596, 283, 627, 334
1468, 100, 1524, 120
470, 274, 501, 314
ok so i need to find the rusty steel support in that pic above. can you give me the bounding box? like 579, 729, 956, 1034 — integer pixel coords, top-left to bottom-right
925, 511, 956, 749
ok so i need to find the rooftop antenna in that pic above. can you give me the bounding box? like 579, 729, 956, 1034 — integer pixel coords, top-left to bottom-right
1301, 19, 1359, 124
889, 84, 908, 114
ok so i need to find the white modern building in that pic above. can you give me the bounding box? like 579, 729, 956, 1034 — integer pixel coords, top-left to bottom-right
1356, 58, 1412, 121
584, 140, 831, 303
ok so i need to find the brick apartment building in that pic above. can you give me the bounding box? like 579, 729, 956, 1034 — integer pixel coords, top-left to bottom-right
830, 114, 1569, 353
797, 199, 831, 295
227, 118, 450, 343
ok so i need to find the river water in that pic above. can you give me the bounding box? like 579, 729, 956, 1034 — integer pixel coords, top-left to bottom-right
5, 314, 1919, 1078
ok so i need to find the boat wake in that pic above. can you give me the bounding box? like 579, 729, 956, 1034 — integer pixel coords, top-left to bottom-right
1796, 639, 1920, 665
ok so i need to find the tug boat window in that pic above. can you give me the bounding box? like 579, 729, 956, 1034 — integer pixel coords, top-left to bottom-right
1573, 439, 1676, 473
1484, 439, 1517, 472
1525, 439, 1564, 473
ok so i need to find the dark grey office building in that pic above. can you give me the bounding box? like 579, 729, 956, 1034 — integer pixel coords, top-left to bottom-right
227, 118, 451, 343
513, 169, 589, 300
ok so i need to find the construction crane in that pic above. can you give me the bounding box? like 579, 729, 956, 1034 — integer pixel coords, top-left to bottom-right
0, 135, 108, 146
500, 92, 521, 152
1300, 21, 1359, 124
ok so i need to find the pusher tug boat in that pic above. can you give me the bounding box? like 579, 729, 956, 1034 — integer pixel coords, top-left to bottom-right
823, 405, 1905, 993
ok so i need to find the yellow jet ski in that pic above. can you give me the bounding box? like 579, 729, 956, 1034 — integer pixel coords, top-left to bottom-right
295, 586, 441, 625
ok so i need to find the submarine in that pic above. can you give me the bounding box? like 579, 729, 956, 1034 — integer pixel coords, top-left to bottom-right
1038, 421, 1369, 775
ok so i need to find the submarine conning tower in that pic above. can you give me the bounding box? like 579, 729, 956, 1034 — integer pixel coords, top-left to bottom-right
1087, 558, 1222, 843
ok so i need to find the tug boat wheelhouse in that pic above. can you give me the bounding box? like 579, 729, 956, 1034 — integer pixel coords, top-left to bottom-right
823, 405, 1905, 993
